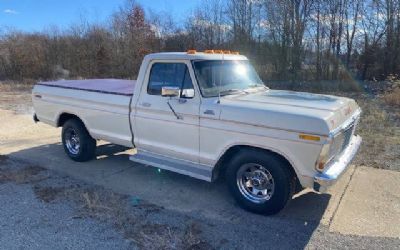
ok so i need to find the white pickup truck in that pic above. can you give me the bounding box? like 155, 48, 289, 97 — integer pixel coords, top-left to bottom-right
32, 51, 362, 214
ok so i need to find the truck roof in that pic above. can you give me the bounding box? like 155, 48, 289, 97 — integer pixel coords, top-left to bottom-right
144, 52, 248, 61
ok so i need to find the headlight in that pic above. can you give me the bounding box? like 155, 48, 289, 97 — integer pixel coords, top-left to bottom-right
315, 132, 345, 172
330, 133, 345, 158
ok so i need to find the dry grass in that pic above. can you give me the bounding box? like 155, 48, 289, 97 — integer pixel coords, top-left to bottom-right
58, 186, 209, 249
68, 188, 213, 249
352, 94, 400, 170
0, 80, 35, 92
383, 88, 400, 107
81, 191, 113, 211
83, 187, 219, 249
182, 223, 212, 250
0, 164, 46, 184
129, 223, 179, 249
33, 186, 65, 203
124, 221, 212, 250
0, 81, 33, 114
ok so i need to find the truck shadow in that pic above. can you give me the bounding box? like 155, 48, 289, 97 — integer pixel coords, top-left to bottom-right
8, 142, 331, 249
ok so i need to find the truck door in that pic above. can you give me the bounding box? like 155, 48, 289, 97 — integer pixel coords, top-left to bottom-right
134, 60, 200, 163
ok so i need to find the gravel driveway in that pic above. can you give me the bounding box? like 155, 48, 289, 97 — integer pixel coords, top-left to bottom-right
1, 156, 398, 250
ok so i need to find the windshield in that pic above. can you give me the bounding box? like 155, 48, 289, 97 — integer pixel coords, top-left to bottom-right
192, 60, 266, 97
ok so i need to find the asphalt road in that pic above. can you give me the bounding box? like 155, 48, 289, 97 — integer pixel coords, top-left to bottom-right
0, 109, 399, 249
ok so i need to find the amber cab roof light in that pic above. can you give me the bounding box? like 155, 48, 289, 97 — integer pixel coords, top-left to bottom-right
187, 49, 241, 55
204, 50, 240, 55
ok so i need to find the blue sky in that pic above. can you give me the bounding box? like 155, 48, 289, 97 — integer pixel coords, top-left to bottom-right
0, 0, 200, 32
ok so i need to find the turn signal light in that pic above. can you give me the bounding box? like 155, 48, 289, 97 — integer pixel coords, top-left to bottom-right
299, 134, 321, 142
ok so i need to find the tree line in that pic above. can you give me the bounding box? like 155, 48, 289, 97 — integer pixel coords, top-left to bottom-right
1, 0, 400, 83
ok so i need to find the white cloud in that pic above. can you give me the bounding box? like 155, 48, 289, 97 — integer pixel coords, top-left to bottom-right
4, 9, 18, 15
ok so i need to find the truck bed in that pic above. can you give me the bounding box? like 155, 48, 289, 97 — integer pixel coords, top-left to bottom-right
33, 78, 135, 147
37, 79, 136, 96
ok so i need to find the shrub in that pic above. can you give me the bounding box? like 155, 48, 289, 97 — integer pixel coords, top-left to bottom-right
383, 88, 400, 107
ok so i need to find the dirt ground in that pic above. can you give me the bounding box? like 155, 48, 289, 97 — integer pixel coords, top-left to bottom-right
0, 83, 399, 249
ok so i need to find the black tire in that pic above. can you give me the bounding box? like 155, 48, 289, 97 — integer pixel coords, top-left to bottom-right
61, 118, 96, 162
226, 149, 295, 215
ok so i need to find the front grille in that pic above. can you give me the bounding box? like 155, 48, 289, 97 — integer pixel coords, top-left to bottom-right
341, 123, 355, 152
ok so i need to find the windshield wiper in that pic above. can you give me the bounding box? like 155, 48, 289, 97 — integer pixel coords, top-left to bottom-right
219, 89, 246, 96
245, 84, 269, 93
248, 83, 267, 89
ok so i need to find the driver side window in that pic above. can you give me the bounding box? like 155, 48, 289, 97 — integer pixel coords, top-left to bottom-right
147, 63, 194, 98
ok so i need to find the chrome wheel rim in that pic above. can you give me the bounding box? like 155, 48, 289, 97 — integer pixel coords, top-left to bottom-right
236, 163, 275, 203
65, 128, 80, 155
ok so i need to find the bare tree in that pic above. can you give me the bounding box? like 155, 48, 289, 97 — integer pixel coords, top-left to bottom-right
359, 0, 387, 79
289, 0, 314, 79
227, 0, 262, 52
345, 0, 361, 69
1, 0, 399, 83
186, 0, 228, 49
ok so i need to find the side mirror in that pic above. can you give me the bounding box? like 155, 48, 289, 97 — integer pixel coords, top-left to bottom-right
181, 89, 195, 98
161, 86, 180, 97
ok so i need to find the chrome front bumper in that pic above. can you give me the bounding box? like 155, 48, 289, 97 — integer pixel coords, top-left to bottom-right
314, 135, 362, 192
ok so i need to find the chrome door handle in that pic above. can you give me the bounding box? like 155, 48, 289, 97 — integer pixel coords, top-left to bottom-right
178, 99, 187, 104
203, 110, 215, 115
141, 102, 151, 107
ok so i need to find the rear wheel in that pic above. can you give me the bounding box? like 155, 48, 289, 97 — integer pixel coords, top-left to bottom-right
62, 119, 96, 162
226, 149, 294, 215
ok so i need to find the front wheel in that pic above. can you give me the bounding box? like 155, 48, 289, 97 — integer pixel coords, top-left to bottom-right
226, 149, 294, 215
62, 119, 96, 162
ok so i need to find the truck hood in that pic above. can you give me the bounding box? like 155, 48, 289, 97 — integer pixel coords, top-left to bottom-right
219, 90, 360, 136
